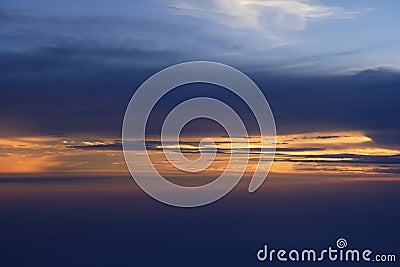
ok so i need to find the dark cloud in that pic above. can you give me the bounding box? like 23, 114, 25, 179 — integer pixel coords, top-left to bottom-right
68, 139, 325, 158
67, 141, 122, 150
0, 7, 399, 149
276, 147, 325, 152
280, 135, 349, 142
366, 167, 400, 174
293, 135, 346, 140
295, 165, 400, 175
278, 153, 400, 165
254, 68, 400, 147
0, 5, 241, 137
1, 48, 399, 143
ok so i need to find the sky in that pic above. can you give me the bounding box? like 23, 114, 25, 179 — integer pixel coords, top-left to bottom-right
0, 0, 400, 178
2, 3, 400, 267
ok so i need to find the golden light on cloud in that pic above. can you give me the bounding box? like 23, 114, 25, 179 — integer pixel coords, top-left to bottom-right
0, 137, 125, 174
0, 131, 399, 178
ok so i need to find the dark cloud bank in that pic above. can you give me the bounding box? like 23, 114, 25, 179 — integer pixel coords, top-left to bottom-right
1, 46, 399, 148
0, 7, 399, 148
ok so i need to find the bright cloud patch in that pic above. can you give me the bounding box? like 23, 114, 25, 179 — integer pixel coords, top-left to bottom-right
170, 0, 361, 35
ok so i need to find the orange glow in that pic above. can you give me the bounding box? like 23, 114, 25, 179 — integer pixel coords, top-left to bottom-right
0, 131, 399, 178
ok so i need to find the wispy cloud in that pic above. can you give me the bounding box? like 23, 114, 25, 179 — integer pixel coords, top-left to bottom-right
169, 0, 363, 37
280, 153, 400, 165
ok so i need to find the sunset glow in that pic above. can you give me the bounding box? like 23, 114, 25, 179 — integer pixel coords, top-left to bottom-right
1, 131, 398, 178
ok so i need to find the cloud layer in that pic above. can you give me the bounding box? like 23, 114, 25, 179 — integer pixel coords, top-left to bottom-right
170, 0, 360, 33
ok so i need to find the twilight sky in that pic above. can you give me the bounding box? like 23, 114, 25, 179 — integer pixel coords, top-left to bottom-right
0, 0, 399, 177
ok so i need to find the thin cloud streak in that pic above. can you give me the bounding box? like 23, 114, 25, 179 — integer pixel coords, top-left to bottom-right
170, 0, 364, 35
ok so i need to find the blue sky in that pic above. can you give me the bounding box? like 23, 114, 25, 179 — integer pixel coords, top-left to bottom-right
1, 0, 399, 73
